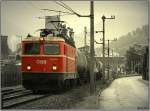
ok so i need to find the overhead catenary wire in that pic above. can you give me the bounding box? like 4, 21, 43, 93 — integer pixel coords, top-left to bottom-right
54, 1, 80, 17
41, 9, 74, 15
54, 1, 72, 12
54, 1, 73, 13
59, 1, 78, 14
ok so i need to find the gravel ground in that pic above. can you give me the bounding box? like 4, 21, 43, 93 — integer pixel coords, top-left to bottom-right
10, 80, 113, 110
72, 80, 113, 109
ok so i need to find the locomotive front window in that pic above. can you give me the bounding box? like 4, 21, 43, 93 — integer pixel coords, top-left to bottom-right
44, 44, 60, 55
24, 43, 40, 55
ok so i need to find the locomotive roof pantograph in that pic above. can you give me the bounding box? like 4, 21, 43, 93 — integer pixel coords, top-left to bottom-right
28, 10, 76, 47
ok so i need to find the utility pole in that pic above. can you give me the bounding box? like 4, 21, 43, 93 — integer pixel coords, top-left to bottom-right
54, 1, 95, 94
90, 1, 95, 94
102, 16, 106, 83
107, 40, 110, 80
84, 27, 87, 47
102, 15, 115, 82
106, 38, 117, 80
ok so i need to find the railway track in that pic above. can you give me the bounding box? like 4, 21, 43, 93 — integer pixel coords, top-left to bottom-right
1, 88, 49, 109
2, 88, 25, 95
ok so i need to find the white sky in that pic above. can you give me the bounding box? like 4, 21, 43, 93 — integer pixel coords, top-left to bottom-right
1, 1, 148, 51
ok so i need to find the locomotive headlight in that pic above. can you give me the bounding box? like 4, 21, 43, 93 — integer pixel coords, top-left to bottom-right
52, 65, 57, 71
39, 37, 44, 41
27, 65, 31, 70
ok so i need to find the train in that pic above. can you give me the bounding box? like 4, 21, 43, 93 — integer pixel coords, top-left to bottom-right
21, 17, 102, 92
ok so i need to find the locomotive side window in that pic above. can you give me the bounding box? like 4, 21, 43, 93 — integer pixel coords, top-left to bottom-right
24, 43, 40, 55
44, 44, 60, 55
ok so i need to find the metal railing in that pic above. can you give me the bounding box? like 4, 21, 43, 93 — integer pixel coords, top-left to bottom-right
1, 62, 22, 88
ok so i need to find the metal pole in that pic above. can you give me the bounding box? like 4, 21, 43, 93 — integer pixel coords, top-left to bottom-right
84, 27, 87, 47
108, 40, 110, 80
138, 58, 140, 74
90, 1, 95, 94
102, 16, 105, 83
58, 11, 61, 35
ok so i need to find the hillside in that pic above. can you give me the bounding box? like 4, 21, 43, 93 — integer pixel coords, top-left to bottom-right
95, 25, 149, 56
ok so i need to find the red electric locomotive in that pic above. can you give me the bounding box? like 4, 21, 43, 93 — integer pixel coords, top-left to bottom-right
21, 16, 102, 92
21, 36, 78, 91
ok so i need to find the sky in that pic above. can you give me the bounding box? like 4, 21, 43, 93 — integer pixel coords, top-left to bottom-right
1, 1, 149, 51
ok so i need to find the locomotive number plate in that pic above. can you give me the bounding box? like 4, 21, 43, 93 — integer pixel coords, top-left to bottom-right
36, 60, 47, 64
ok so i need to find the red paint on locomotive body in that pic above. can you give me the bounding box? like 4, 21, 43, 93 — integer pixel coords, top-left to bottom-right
22, 56, 66, 73
21, 37, 77, 79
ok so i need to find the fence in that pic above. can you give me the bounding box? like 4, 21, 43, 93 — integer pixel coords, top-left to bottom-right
1, 62, 22, 88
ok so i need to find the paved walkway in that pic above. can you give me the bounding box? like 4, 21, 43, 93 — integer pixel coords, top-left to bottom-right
98, 76, 149, 110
